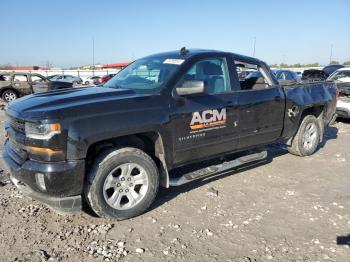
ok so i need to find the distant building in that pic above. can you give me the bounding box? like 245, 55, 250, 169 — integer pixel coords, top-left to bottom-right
102, 62, 130, 69
1, 65, 52, 70
5, 66, 39, 70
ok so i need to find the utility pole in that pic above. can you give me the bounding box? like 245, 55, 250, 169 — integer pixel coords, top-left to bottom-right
92, 37, 95, 76
253, 36, 256, 57
329, 44, 333, 64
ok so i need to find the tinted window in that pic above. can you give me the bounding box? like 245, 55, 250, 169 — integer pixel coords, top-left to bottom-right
234, 61, 271, 90
178, 57, 231, 94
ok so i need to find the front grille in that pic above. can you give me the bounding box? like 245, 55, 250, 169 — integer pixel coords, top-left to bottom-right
9, 116, 25, 133
8, 139, 27, 165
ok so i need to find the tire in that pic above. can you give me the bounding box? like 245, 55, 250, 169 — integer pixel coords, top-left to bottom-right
85, 147, 159, 220
288, 115, 321, 156
2, 89, 18, 102
85, 81, 89, 85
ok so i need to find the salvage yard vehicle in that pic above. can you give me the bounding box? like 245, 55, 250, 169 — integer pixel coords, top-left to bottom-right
47, 74, 83, 85
0, 73, 73, 102
82, 76, 101, 85
274, 69, 301, 84
301, 69, 328, 82
97, 74, 116, 84
323, 64, 344, 77
328, 68, 350, 118
3, 48, 337, 220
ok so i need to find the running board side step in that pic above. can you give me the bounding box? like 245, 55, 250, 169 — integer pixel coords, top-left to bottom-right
169, 151, 268, 186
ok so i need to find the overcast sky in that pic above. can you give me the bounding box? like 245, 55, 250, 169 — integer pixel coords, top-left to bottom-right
1, 0, 350, 68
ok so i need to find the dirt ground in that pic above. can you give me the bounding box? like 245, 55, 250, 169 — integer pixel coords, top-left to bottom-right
0, 107, 349, 262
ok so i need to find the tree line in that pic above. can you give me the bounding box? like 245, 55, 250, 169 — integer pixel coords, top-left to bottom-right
270, 61, 350, 68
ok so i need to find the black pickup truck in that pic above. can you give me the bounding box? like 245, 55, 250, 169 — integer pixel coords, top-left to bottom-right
3, 49, 337, 220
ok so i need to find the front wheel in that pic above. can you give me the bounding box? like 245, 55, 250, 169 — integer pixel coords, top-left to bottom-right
2, 90, 18, 102
288, 115, 321, 156
85, 147, 159, 220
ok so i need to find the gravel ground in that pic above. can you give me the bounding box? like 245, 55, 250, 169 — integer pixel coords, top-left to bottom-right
0, 107, 349, 262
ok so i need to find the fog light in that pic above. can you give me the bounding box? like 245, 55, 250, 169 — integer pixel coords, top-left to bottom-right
35, 173, 46, 191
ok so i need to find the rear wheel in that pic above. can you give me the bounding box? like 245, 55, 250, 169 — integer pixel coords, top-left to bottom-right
2, 90, 18, 102
85, 147, 159, 220
288, 115, 320, 156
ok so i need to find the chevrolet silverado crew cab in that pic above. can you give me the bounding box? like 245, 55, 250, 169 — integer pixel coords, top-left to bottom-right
3, 48, 337, 220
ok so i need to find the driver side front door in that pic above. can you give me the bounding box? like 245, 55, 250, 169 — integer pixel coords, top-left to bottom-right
169, 56, 239, 167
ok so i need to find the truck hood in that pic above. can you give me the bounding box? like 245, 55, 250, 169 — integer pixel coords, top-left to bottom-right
7, 86, 142, 120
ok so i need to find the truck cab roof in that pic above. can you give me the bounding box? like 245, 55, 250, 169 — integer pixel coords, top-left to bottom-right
145, 48, 263, 65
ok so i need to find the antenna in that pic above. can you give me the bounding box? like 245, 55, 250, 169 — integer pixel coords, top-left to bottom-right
180, 47, 189, 55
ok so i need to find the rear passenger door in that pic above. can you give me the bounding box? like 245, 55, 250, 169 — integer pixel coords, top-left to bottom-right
12, 74, 32, 95
31, 75, 50, 93
232, 57, 285, 149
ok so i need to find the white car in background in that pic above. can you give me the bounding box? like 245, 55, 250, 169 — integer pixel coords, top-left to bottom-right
82, 76, 101, 85
328, 68, 350, 119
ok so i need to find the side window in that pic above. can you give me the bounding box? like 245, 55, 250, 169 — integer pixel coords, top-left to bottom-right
234, 60, 272, 90
0, 74, 10, 81
178, 57, 231, 94
280, 72, 287, 80
31, 75, 46, 83
13, 75, 28, 82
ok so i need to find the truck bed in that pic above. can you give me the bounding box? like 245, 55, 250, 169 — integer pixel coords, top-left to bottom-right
280, 81, 337, 140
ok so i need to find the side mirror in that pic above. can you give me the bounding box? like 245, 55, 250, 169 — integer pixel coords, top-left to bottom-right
176, 80, 207, 96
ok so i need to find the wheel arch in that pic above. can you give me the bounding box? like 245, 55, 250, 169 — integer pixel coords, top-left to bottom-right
85, 132, 170, 188
0, 87, 19, 96
287, 104, 325, 145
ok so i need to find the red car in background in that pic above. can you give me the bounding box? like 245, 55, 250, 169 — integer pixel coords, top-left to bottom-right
97, 74, 116, 84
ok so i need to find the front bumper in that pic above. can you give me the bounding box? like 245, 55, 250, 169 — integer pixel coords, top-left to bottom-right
3, 140, 85, 213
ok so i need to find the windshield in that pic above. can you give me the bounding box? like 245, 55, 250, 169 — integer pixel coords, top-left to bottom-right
104, 57, 183, 92
328, 71, 350, 82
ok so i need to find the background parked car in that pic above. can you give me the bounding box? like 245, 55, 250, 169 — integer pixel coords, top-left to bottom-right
328, 68, 350, 119
323, 64, 344, 77
301, 69, 328, 82
82, 76, 101, 85
274, 69, 301, 84
0, 73, 72, 102
97, 74, 116, 84
47, 74, 83, 85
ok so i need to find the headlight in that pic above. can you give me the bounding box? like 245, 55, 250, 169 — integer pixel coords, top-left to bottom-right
25, 122, 61, 139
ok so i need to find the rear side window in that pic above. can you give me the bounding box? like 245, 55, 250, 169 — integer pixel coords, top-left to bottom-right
13, 75, 28, 82
234, 60, 272, 90
31, 75, 46, 82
